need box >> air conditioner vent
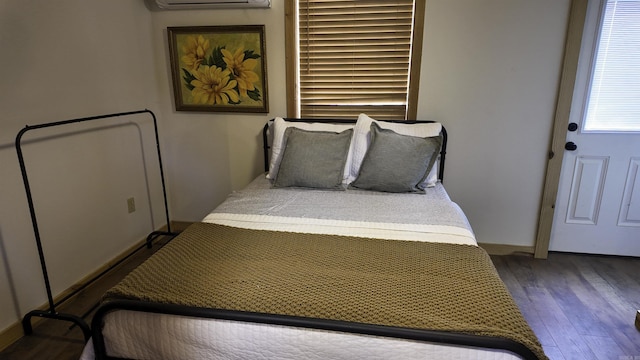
[154,0,271,10]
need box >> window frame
[284,0,425,119]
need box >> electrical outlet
[127,197,136,213]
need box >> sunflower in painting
[178,34,263,106]
[190,66,239,105]
[181,35,210,72]
[221,47,260,99]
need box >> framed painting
[168,25,268,113]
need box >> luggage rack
[15,109,179,341]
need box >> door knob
[568,122,578,132]
[565,142,577,151]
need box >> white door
[549,0,640,256]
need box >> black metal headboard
[262,118,448,183]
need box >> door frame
[534,0,589,259]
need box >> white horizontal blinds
[584,0,640,131]
[299,0,415,120]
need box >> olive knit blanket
[104,222,546,359]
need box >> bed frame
[89,118,539,360]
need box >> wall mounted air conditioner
[154,0,271,10]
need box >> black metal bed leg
[146,232,158,248]
[146,230,180,248]
[22,309,91,341]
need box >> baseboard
[0,322,24,353]
[0,221,191,352]
[478,243,535,256]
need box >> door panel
[551,134,640,256]
[619,157,640,226]
[566,156,607,225]
[549,0,640,256]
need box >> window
[583,0,640,132]
[285,0,425,120]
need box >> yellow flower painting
[191,65,239,105]
[168,26,268,112]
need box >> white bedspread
[204,176,476,245]
[79,177,527,360]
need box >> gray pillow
[273,127,353,190]
[350,123,441,193]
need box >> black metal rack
[15,109,179,341]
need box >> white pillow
[349,114,442,186]
[267,117,355,182]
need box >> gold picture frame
[168,25,268,113]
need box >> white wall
[417,0,570,247]
[0,0,570,341]
[147,1,288,221]
[0,0,165,337]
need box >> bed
[81,114,547,360]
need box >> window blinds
[298,0,416,120]
[584,0,640,132]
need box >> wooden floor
[1,250,638,360]
[491,252,640,360]
[0,234,175,360]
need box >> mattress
[81,177,537,360]
[204,176,476,245]
[86,316,531,360]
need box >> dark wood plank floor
[491,252,640,360]
[1,251,638,360]
[0,234,175,360]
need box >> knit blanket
[104,222,546,359]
